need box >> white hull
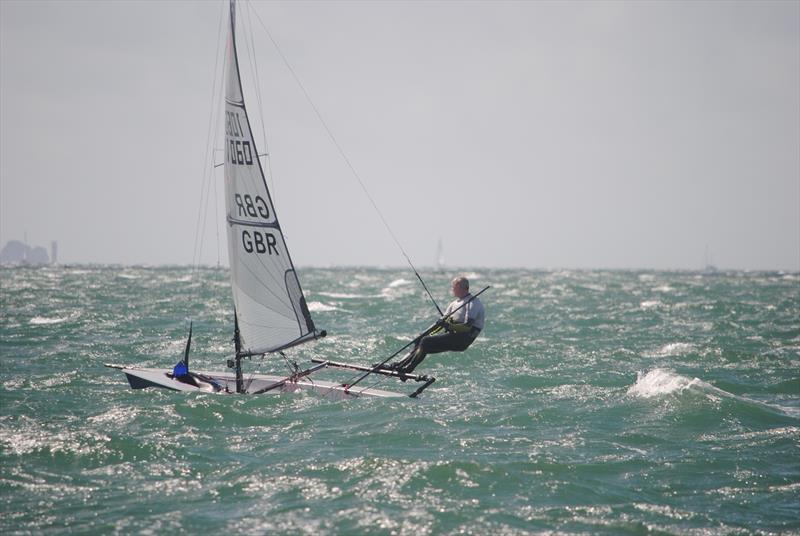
[110,366,406,399]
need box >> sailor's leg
[397,346,426,373]
[398,333,449,373]
[398,332,474,373]
[391,344,420,370]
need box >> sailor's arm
[443,319,474,333]
[442,311,475,333]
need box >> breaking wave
[645,342,695,358]
[316,292,375,299]
[29,316,69,325]
[627,368,705,398]
[306,301,340,312]
[628,369,800,418]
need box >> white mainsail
[224,1,319,355]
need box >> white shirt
[444,293,485,331]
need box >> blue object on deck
[173,361,188,378]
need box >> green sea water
[1,266,798,534]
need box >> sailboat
[105,0,439,399]
[435,237,445,272]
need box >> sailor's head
[451,276,469,298]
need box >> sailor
[392,276,485,374]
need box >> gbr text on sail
[227,110,279,256]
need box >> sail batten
[227,218,280,229]
[224,0,318,354]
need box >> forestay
[223,2,320,356]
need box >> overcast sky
[1,0,798,270]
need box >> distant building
[0,240,51,265]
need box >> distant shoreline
[1,263,797,274]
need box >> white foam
[29,316,68,325]
[307,301,339,312]
[628,370,800,417]
[380,278,415,300]
[639,300,663,310]
[647,342,695,357]
[769,481,800,493]
[316,292,373,299]
[627,369,700,398]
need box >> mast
[232,308,243,393]
[229,0,244,395]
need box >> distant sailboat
[435,237,445,272]
[105,0,437,399]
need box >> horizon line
[1,261,798,274]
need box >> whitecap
[769,482,800,493]
[632,503,697,521]
[646,342,695,357]
[775,405,800,418]
[639,300,663,310]
[380,279,415,300]
[3,378,24,389]
[627,369,699,398]
[29,316,69,325]
[317,292,373,299]
[307,301,340,312]
[610,442,648,455]
[628,369,799,417]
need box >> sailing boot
[392,348,418,372]
[397,347,427,374]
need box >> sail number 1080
[226,111,253,166]
[229,139,253,166]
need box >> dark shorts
[419,329,479,355]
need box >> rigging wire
[197,140,217,275]
[242,1,276,199]
[354,373,391,397]
[278,351,300,375]
[213,163,221,268]
[246,4,442,315]
[191,0,227,290]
